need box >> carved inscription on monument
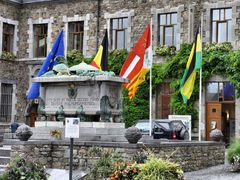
[45,85,100,112]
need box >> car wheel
[183,132,189,140]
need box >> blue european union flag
[27,30,64,99]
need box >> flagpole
[149,19,153,136]
[198,13,203,141]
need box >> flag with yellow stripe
[91,30,108,71]
[180,32,202,103]
[120,24,152,99]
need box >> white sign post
[65,118,80,180]
[168,115,191,141]
[65,118,80,138]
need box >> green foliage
[110,162,140,180]
[152,42,240,127]
[66,50,93,67]
[0,51,16,60]
[152,43,199,124]
[88,147,123,179]
[88,147,183,180]
[123,82,150,127]
[155,45,176,56]
[227,139,240,163]
[134,155,184,180]
[108,49,128,75]
[227,139,240,172]
[0,155,49,180]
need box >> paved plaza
[185,164,240,180]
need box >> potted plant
[50,129,62,140]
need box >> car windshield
[155,122,170,130]
[171,121,183,131]
[135,122,150,131]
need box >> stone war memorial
[29,59,129,141]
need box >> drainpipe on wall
[96,0,101,52]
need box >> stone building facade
[0,0,239,140]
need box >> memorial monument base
[29,122,127,142]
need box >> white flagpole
[149,19,153,136]
[198,13,203,141]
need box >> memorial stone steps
[0,146,11,175]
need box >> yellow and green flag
[180,32,202,103]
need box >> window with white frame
[158,12,177,46]
[68,21,84,52]
[0,83,13,122]
[2,23,14,53]
[33,24,48,57]
[110,17,128,50]
[211,8,232,43]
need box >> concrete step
[0,156,10,165]
[0,123,11,134]
[3,133,17,139]
[0,149,11,157]
[0,165,7,175]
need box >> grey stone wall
[15,0,201,59]
[10,141,225,172]
[0,59,29,123]
[0,1,20,22]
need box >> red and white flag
[120,24,152,99]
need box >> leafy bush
[134,155,184,180]
[66,50,93,67]
[227,139,240,172]
[0,155,49,180]
[0,51,16,60]
[110,162,140,180]
[88,147,123,179]
[155,45,176,56]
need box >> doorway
[205,81,235,143]
[206,103,235,143]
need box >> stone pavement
[184,164,240,180]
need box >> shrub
[227,139,240,163]
[134,155,184,180]
[0,155,49,180]
[88,147,123,179]
[110,162,140,180]
[227,139,240,172]
[155,45,176,56]
[0,51,16,60]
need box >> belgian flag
[91,30,108,71]
[180,32,202,103]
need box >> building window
[2,23,14,53]
[110,17,128,50]
[158,13,177,46]
[0,83,13,122]
[33,24,48,57]
[211,8,232,43]
[68,21,84,52]
[206,82,235,102]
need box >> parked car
[134,119,189,140]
